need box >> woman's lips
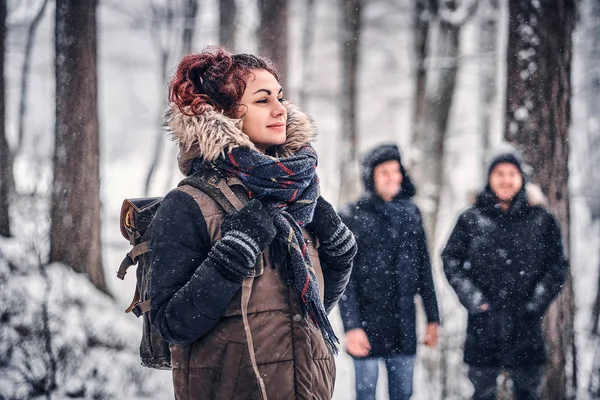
[268,123,286,131]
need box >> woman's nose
[272,101,286,118]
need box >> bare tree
[504,0,577,398]
[411,0,478,240]
[583,0,600,338]
[258,0,288,88]
[142,0,200,195]
[219,0,237,51]
[182,0,199,54]
[0,0,9,237]
[105,1,200,195]
[411,0,436,131]
[1,0,51,239]
[17,0,50,153]
[51,0,106,292]
[477,0,499,170]
[298,0,316,108]
[337,0,362,206]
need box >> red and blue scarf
[212,144,339,354]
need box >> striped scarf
[212,144,339,354]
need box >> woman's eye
[256,99,268,104]
[278,97,285,103]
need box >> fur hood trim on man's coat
[471,182,548,212]
[165,101,317,175]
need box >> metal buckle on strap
[131,300,150,318]
[132,304,143,318]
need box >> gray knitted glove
[307,196,357,268]
[212,199,277,282]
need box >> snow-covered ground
[2,0,598,399]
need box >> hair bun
[168,47,279,118]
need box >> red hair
[169,47,280,118]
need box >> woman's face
[238,69,287,152]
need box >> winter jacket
[149,102,354,400]
[442,187,568,367]
[338,144,439,357]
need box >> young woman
[148,47,357,400]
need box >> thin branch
[16,0,49,153]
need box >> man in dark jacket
[442,152,568,400]
[339,143,440,400]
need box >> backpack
[117,169,247,370]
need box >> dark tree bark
[219,0,237,52]
[51,0,106,292]
[505,1,577,398]
[258,0,288,88]
[411,0,435,133]
[0,0,10,238]
[337,0,362,205]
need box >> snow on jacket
[149,102,354,400]
[338,145,439,357]
[442,186,568,367]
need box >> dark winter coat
[149,102,354,400]
[338,144,439,357]
[442,187,568,367]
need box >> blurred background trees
[1,0,598,398]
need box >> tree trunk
[0,0,10,238]
[258,0,288,88]
[18,0,50,152]
[412,19,460,240]
[478,0,499,170]
[580,0,600,221]
[337,0,362,206]
[181,0,198,54]
[504,1,577,398]
[144,1,199,195]
[411,0,478,241]
[51,0,106,292]
[219,0,237,52]
[298,0,316,108]
[411,0,434,135]
[582,0,600,338]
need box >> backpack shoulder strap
[178,168,246,212]
[179,168,267,400]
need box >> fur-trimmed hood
[165,101,317,175]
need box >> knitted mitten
[307,196,357,268]
[211,199,277,282]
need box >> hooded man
[442,151,569,400]
[339,143,440,400]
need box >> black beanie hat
[487,152,524,178]
[361,143,416,198]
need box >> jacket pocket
[213,341,245,399]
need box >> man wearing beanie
[442,151,568,400]
[339,143,440,400]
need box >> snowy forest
[0,0,598,399]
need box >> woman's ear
[237,104,248,119]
